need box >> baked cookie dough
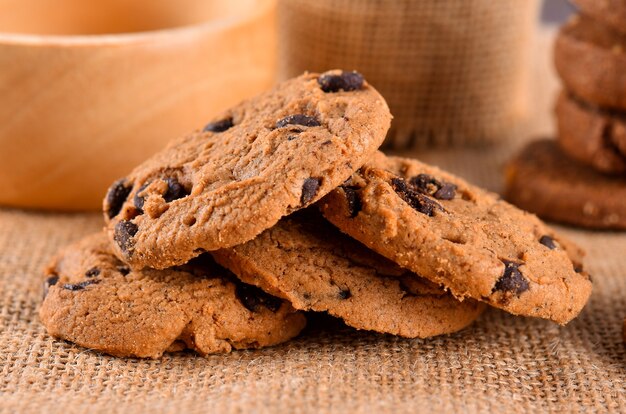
[555,15,626,111]
[505,139,626,230]
[556,91,626,175]
[212,210,484,338]
[320,151,592,325]
[40,233,306,358]
[104,70,391,269]
[571,0,626,36]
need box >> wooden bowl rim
[0,0,272,46]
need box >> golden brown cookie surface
[212,210,484,338]
[556,91,626,175]
[571,0,626,36]
[320,151,592,325]
[505,139,626,230]
[40,233,306,358]
[104,70,391,269]
[554,15,626,111]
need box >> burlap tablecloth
[1,28,625,414]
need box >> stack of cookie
[505,2,626,229]
[40,70,592,359]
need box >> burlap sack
[278,0,539,148]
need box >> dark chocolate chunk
[574,263,584,274]
[43,275,59,298]
[410,174,438,193]
[493,260,529,296]
[117,266,131,276]
[63,279,100,291]
[318,71,364,93]
[338,289,352,300]
[539,235,557,250]
[85,267,100,278]
[163,177,189,202]
[409,174,457,200]
[276,114,321,129]
[114,220,138,254]
[391,177,443,216]
[301,177,322,205]
[434,183,457,200]
[235,283,282,313]
[105,179,132,219]
[133,182,150,213]
[341,186,362,217]
[203,118,233,133]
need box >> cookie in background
[505,10,626,230]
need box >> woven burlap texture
[2,136,625,413]
[278,0,538,148]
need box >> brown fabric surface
[277,0,539,148]
[2,138,626,413]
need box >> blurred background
[0,0,577,211]
[542,0,574,23]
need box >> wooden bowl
[0,0,276,211]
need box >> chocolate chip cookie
[571,0,626,36]
[556,91,626,175]
[505,139,626,230]
[212,210,485,338]
[104,70,391,270]
[554,14,626,111]
[39,233,306,358]
[320,151,592,325]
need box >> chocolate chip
[342,186,362,217]
[63,279,100,291]
[133,182,149,213]
[85,267,100,278]
[338,289,352,300]
[235,283,282,313]
[135,178,189,212]
[318,71,364,93]
[163,177,189,202]
[539,235,557,250]
[117,266,131,276]
[276,114,321,129]
[410,174,437,193]
[43,275,59,298]
[203,118,233,132]
[391,177,443,216]
[105,179,132,219]
[493,260,529,296]
[574,263,584,273]
[114,220,138,254]
[434,183,457,200]
[409,174,457,200]
[301,177,321,205]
